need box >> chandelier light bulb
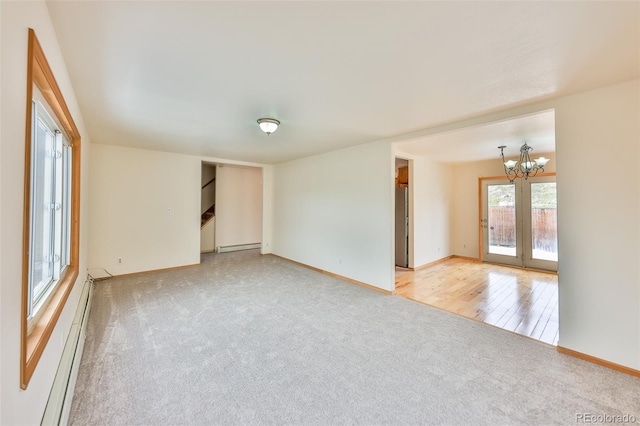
[504,160,518,169]
[534,157,550,167]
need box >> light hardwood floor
[395,257,559,345]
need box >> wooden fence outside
[488,206,557,252]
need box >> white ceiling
[46,1,639,164]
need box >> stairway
[201,205,215,227]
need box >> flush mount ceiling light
[498,142,550,183]
[257,118,280,135]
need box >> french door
[481,176,558,271]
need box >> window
[21,29,81,389]
[27,92,72,322]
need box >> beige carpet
[69,250,640,425]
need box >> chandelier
[498,142,550,183]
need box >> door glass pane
[530,182,558,261]
[488,184,516,256]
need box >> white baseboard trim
[216,243,261,253]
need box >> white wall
[554,80,639,369]
[1,2,91,423]
[408,156,453,268]
[215,165,263,248]
[89,144,267,276]
[89,144,201,275]
[272,140,395,292]
[450,153,556,258]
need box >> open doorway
[200,162,217,253]
[393,110,558,345]
[200,163,263,255]
[395,158,410,268]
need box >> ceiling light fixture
[257,118,280,135]
[498,142,550,183]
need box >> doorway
[395,158,410,268]
[200,162,217,253]
[481,175,558,271]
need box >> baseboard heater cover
[216,243,262,253]
[41,278,93,426]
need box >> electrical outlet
[117,258,123,265]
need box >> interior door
[481,176,558,271]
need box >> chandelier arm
[498,145,516,182]
[530,165,543,178]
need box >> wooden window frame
[21,29,81,389]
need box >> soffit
[395,110,556,164]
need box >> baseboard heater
[41,278,93,426]
[216,242,261,253]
